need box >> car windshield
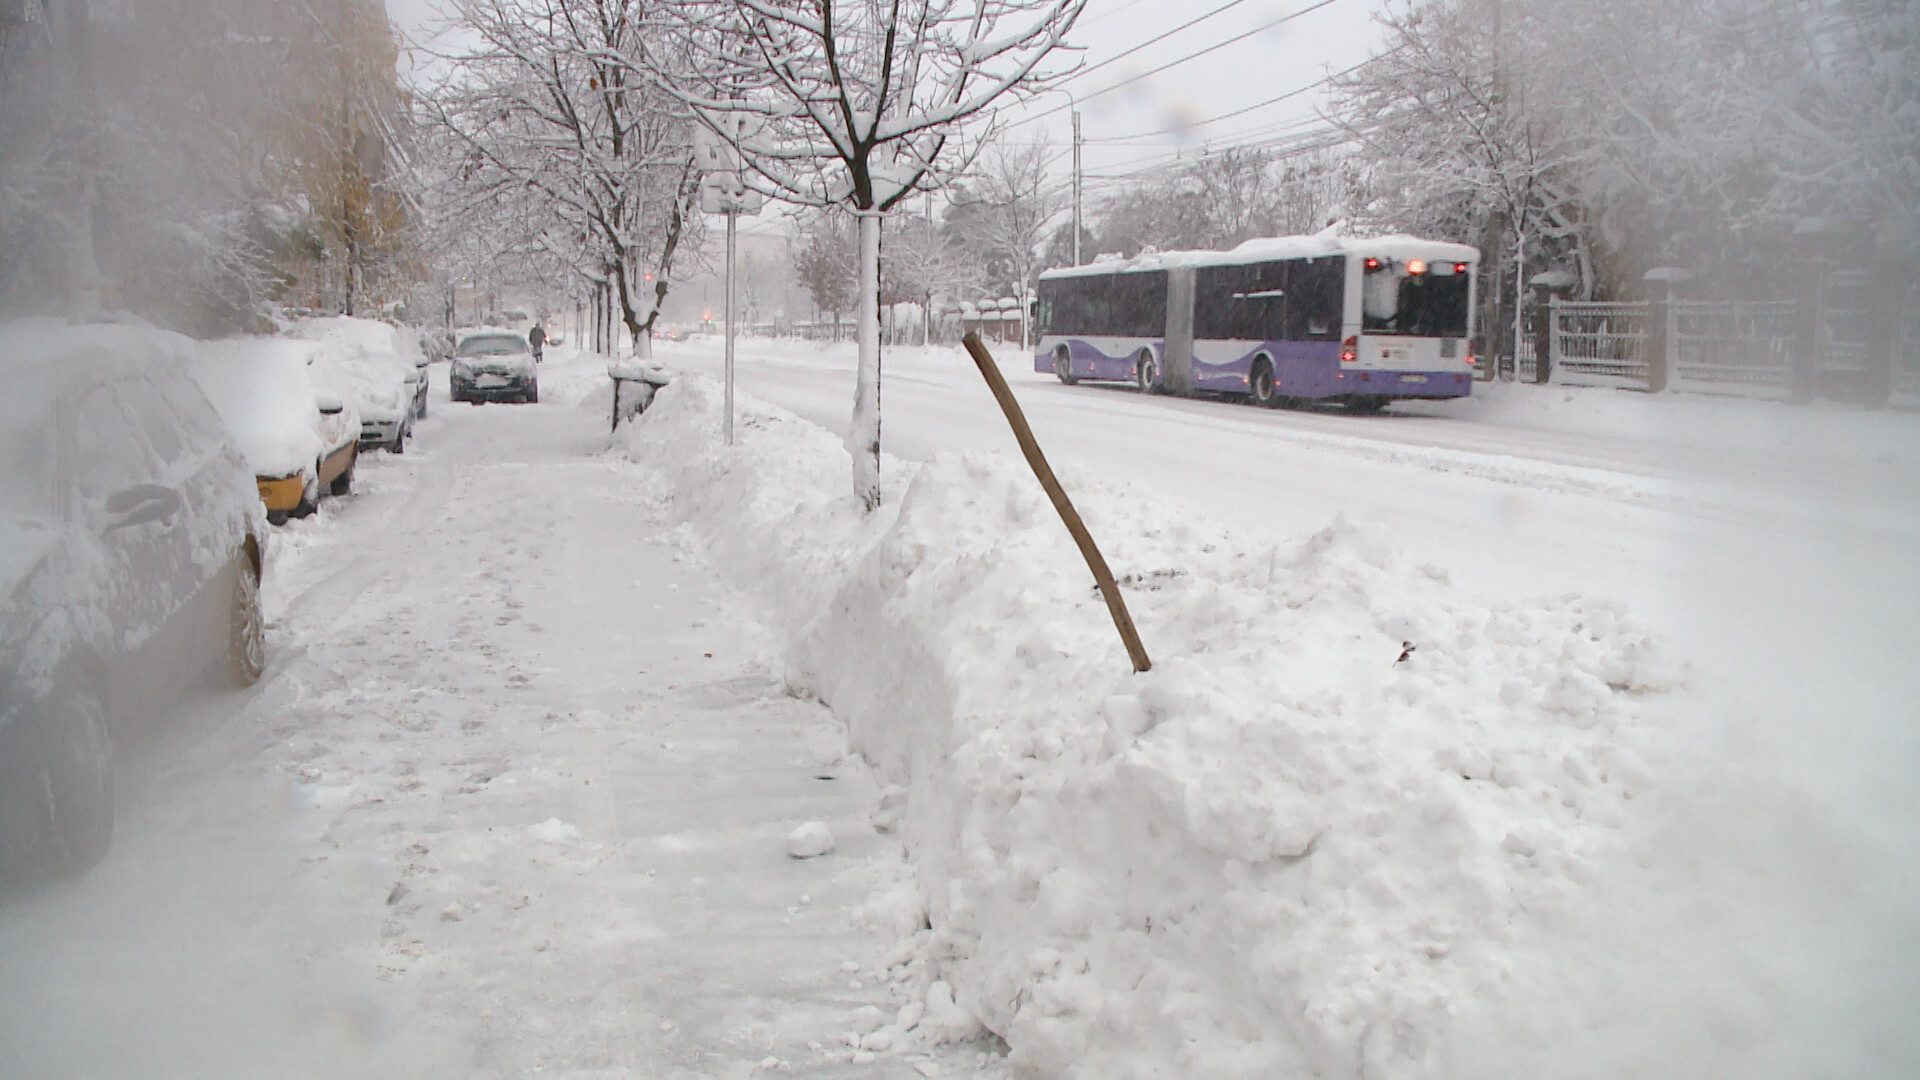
[458,335,528,357]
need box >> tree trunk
[848,212,883,510]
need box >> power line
[1003,0,1353,133]
[1079,0,1161,28]
[1103,50,1392,142]
[1054,0,1264,95]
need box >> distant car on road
[193,340,360,524]
[450,331,539,404]
[0,324,268,881]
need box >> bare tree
[948,139,1063,345]
[644,0,1086,509]
[792,206,857,336]
[0,0,423,331]
[885,200,971,344]
[420,0,704,356]
[1326,0,1915,297]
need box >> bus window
[1363,261,1470,337]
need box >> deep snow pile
[618,373,1680,1078]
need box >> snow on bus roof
[1038,234,1480,280]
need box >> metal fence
[1669,299,1798,397]
[1517,272,1911,407]
[1549,299,1650,388]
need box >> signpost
[694,116,763,446]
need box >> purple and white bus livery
[1032,234,1480,413]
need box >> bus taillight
[1341,336,1357,363]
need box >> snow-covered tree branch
[417,0,705,356]
[640,0,1087,509]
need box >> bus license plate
[1401,374,1428,383]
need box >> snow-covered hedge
[618,374,1674,1078]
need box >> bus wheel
[1250,360,1280,407]
[1136,354,1158,393]
[1055,347,1078,386]
[1346,395,1387,415]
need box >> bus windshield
[1362,266,1470,337]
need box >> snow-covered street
[0,352,979,1079]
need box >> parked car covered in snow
[192,340,359,524]
[284,317,429,451]
[0,324,268,881]
[450,330,539,404]
[419,326,456,363]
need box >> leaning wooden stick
[961,332,1151,673]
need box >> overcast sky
[384,0,1391,231]
[1000,0,1388,189]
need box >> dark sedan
[449,330,539,404]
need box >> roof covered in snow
[1039,234,1481,281]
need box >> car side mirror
[103,483,183,531]
[315,393,345,415]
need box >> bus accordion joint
[1341,336,1358,363]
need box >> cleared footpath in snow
[0,349,984,1079]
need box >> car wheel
[267,508,289,527]
[526,385,539,404]
[330,456,355,496]
[0,684,114,880]
[390,427,406,454]
[291,477,320,519]
[1250,359,1279,408]
[416,393,429,420]
[230,557,266,686]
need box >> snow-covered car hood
[193,339,357,478]
[342,362,411,421]
[283,317,421,423]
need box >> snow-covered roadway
[0,353,982,1079]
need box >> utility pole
[696,109,762,445]
[1071,108,1083,267]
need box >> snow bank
[619,374,1678,1078]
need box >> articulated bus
[1032,235,1480,413]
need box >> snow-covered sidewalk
[0,352,983,1079]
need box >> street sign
[699,171,763,215]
